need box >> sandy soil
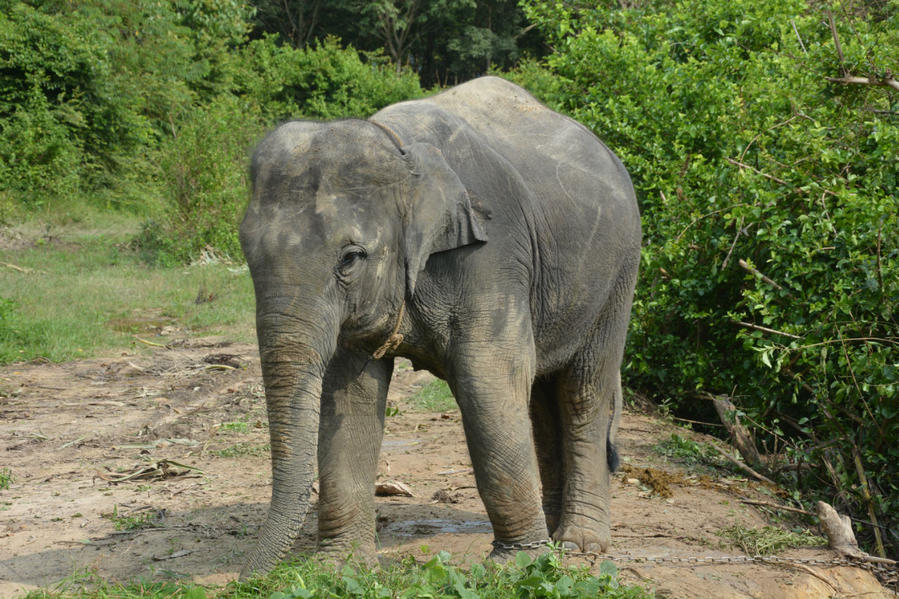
[0,337,892,598]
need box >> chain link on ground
[491,540,899,589]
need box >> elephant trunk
[240,303,338,579]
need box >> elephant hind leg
[551,290,632,553]
[529,376,563,533]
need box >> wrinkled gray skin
[239,77,641,578]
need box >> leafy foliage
[23,551,651,598]
[2,1,424,263]
[247,0,545,87]
[254,551,647,599]
[515,0,899,556]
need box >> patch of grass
[407,379,457,413]
[0,216,255,364]
[212,443,270,458]
[25,550,652,598]
[218,421,250,434]
[654,433,717,466]
[102,505,157,531]
[0,467,12,490]
[717,524,826,556]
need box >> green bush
[0,3,147,206]
[138,37,423,264]
[236,35,424,122]
[145,95,266,264]
[515,0,898,556]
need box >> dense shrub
[137,37,423,264]
[1,1,423,262]
[236,35,424,122]
[515,0,898,556]
[0,3,149,206]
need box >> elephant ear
[401,142,488,297]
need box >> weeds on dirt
[211,443,270,458]
[0,467,11,490]
[24,551,653,598]
[716,524,826,556]
[102,505,158,532]
[654,433,716,466]
[407,380,457,413]
[218,421,250,434]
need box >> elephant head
[238,120,486,577]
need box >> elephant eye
[337,246,367,275]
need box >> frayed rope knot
[372,302,405,359]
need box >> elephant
[238,76,641,578]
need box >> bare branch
[738,258,786,292]
[827,75,899,92]
[790,19,806,54]
[826,10,845,72]
[726,157,795,189]
[741,499,812,516]
[733,320,801,339]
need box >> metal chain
[491,540,898,586]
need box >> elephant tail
[607,437,620,473]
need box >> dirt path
[0,339,891,598]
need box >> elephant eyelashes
[337,246,367,277]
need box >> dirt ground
[0,337,893,598]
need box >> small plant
[717,524,826,556]
[212,443,270,458]
[408,380,457,413]
[219,420,250,434]
[0,468,12,490]
[102,505,157,531]
[654,433,716,466]
[256,549,650,599]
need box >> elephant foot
[316,539,378,568]
[551,520,610,556]
[488,539,554,563]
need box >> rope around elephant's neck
[372,301,405,359]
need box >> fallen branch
[95,459,203,484]
[1,262,41,273]
[711,396,765,471]
[740,499,812,516]
[816,501,897,566]
[705,438,778,486]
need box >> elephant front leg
[317,348,393,559]
[450,345,550,555]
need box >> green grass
[211,443,270,458]
[24,550,653,598]
[407,380,457,413]
[653,433,717,467]
[0,215,255,364]
[0,467,11,490]
[102,505,158,532]
[716,524,826,556]
[219,420,251,434]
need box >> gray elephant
[239,76,641,578]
